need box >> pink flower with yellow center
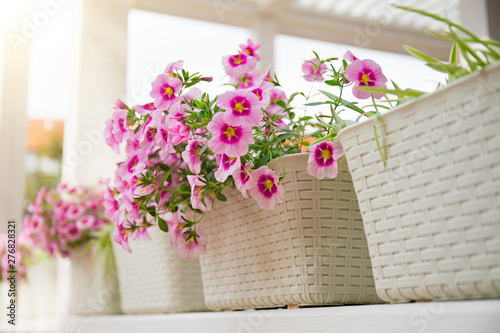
[302,58,327,82]
[345,59,387,99]
[307,141,344,179]
[239,39,260,60]
[232,162,254,198]
[165,60,183,77]
[104,109,129,154]
[207,112,254,157]
[214,154,241,182]
[218,90,264,126]
[182,139,206,174]
[188,175,209,212]
[63,224,82,242]
[169,211,207,259]
[267,88,288,116]
[249,166,285,210]
[135,102,157,115]
[222,53,257,77]
[75,215,96,230]
[229,68,262,89]
[113,224,132,253]
[150,74,182,110]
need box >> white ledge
[67,300,500,333]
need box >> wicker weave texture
[201,153,382,310]
[70,248,121,315]
[113,227,207,314]
[337,63,500,302]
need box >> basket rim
[337,61,500,141]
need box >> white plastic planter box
[337,63,500,302]
[70,248,121,315]
[201,153,382,310]
[112,227,207,314]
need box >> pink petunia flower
[307,141,344,179]
[167,117,191,145]
[181,139,206,174]
[62,224,82,243]
[249,166,285,210]
[344,59,387,99]
[150,74,182,110]
[165,60,184,76]
[232,162,254,198]
[66,205,86,220]
[267,88,288,116]
[135,102,157,115]
[207,112,254,157]
[75,215,96,230]
[343,50,358,63]
[217,90,264,126]
[113,224,132,253]
[302,58,327,82]
[229,68,262,89]
[104,109,129,154]
[222,53,257,77]
[214,154,241,182]
[239,39,261,60]
[187,175,208,212]
[169,211,207,259]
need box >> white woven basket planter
[337,63,500,302]
[200,153,382,310]
[70,248,121,315]
[18,259,58,319]
[112,227,207,314]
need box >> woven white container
[112,227,207,314]
[70,248,121,315]
[18,259,57,319]
[337,63,500,302]
[201,153,382,310]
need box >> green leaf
[309,134,336,146]
[277,132,296,141]
[146,205,156,217]
[215,192,227,201]
[449,41,459,64]
[319,90,365,115]
[403,45,441,63]
[179,183,189,191]
[324,80,341,86]
[154,192,161,204]
[158,217,169,232]
[356,86,425,98]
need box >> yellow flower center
[234,57,243,65]
[321,148,332,162]
[195,147,201,155]
[265,179,274,190]
[234,102,245,113]
[225,126,236,138]
[164,86,174,97]
[246,49,251,55]
[360,73,371,85]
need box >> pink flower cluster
[104,41,391,259]
[0,234,28,281]
[22,183,111,258]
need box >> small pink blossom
[150,74,182,110]
[165,60,184,76]
[187,175,208,212]
[76,215,96,230]
[232,162,254,198]
[343,51,358,63]
[344,59,387,99]
[302,58,327,82]
[168,117,191,145]
[229,68,262,89]
[62,224,82,242]
[239,39,260,60]
[104,109,129,154]
[214,154,241,182]
[307,141,344,179]
[249,166,284,210]
[66,205,85,220]
[181,139,206,174]
[169,211,207,259]
[222,53,257,77]
[267,88,288,116]
[113,224,132,253]
[207,112,254,157]
[217,90,264,126]
[135,102,157,115]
